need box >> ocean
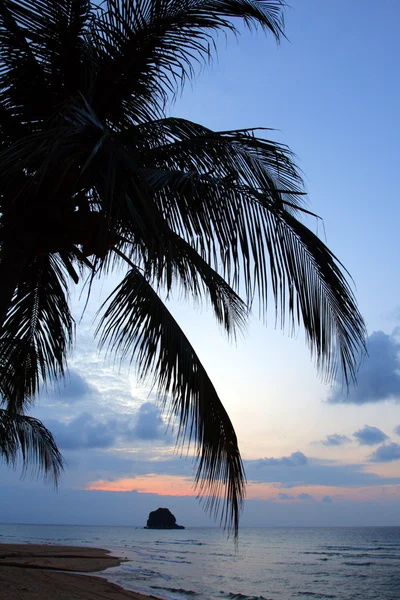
[0,523,399,600]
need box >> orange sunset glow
[85,475,400,505]
[86,474,197,496]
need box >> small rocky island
[145,507,185,529]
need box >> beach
[0,543,158,600]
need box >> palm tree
[0,0,366,534]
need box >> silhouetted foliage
[0,0,366,535]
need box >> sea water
[0,523,399,600]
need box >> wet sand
[0,543,161,600]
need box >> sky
[2,0,400,529]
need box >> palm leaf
[150,229,249,338]
[0,0,93,126]
[91,0,284,122]
[0,253,74,412]
[96,266,246,534]
[0,409,64,484]
[113,226,249,339]
[119,117,366,383]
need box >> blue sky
[2,0,400,528]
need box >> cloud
[278,492,295,500]
[47,413,118,450]
[65,449,400,493]
[57,446,400,492]
[252,451,308,468]
[322,496,333,503]
[329,330,400,404]
[132,402,167,440]
[353,425,389,446]
[244,456,400,488]
[321,434,351,447]
[370,443,400,463]
[278,492,314,501]
[33,432,400,492]
[53,370,96,403]
[394,425,400,436]
[46,403,170,450]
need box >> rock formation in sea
[145,507,185,529]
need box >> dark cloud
[278,492,314,501]
[298,493,314,501]
[321,434,351,447]
[278,492,295,500]
[353,425,388,446]
[394,425,400,436]
[67,450,400,491]
[370,443,400,463]
[132,402,167,440]
[80,453,193,479]
[322,496,333,503]
[27,436,400,491]
[53,369,97,403]
[244,457,400,488]
[46,403,170,450]
[328,330,400,404]
[47,413,117,450]
[71,452,400,491]
[252,451,308,468]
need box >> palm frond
[114,228,248,339]
[153,230,249,339]
[258,208,365,383]
[96,266,246,535]
[0,253,74,412]
[0,0,94,128]
[0,409,64,484]
[119,117,366,383]
[91,0,285,122]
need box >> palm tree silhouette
[0,0,365,534]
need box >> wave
[137,545,199,556]
[140,553,192,564]
[119,566,171,581]
[343,562,376,567]
[155,540,204,546]
[304,552,342,556]
[305,550,400,560]
[222,593,272,600]
[159,558,192,564]
[293,593,336,599]
[320,545,398,552]
[151,585,199,596]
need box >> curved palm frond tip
[0,0,366,535]
[0,410,64,484]
[0,253,74,413]
[96,266,246,532]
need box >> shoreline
[0,543,163,600]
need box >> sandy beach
[0,543,160,600]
